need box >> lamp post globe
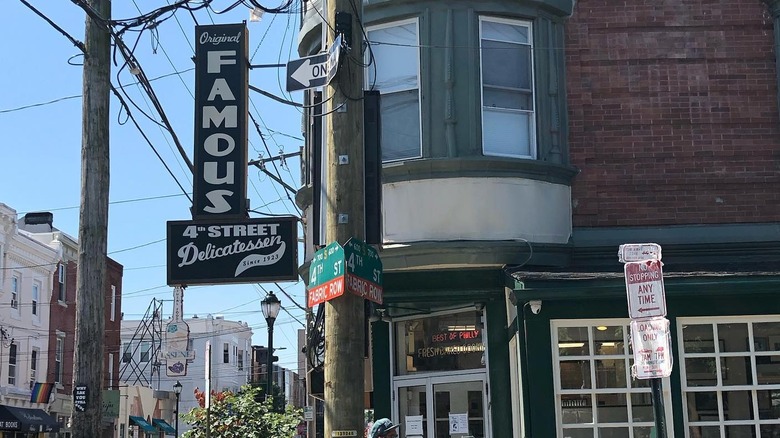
[173,380,182,437]
[261,292,281,406]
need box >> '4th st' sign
[624,260,667,320]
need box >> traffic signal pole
[323,0,366,435]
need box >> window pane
[757,356,780,384]
[598,427,628,438]
[683,324,715,353]
[381,90,420,161]
[686,391,719,422]
[633,427,653,438]
[596,393,627,423]
[560,428,593,438]
[594,326,625,355]
[757,389,780,419]
[368,23,418,93]
[689,426,721,438]
[725,425,755,438]
[717,323,748,352]
[482,21,529,44]
[686,358,717,386]
[558,327,590,356]
[721,357,753,386]
[561,395,592,424]
[483,88,531,111]
[595,359,626,388]
[483,109,531,157]
[723,391,754,421]
[481,39,531,91]
[560,360,591,389]
[631,392,654,422]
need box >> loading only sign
[624,259,666,319]
[630,318,673,379]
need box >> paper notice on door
[448,413,469,434]
[405,415,423,435]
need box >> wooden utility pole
[72,0,111,436]
[324,0,366,435]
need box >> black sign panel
[73,385,88,412]
[167,217,298,285]
[193,24,249,219]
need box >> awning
[153,418,176,435]
[129,415,157,433]
[0,405,60,433]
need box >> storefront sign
[0,421,19,430]
[165,286,194,376]
[431,329,481,346]
[167,217,298,285]
[630,318,673,379]
[192,23,249,219]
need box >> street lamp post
[260,292,281,407]
[173,380,182,437]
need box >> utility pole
[324,0,365,436]
[72,0,111,436]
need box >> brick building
[296,0,780,436]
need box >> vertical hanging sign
[164,286,194,376]
[193,24,249,219]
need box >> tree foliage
[181,385,301,438]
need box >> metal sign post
[620,243,670,438]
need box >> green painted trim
[574,223,780,246]
[380,240,571,271]
[486,300,513,438]
[514,273,780,302]
[371,321,392,419]
[382,157,578,185]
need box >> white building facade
[0,203,61,434]
[119,314,252,436]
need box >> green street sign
[307,242,345,307]
[343,238,383,304]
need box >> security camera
[529,300,542,315]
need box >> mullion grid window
[479,17,535,159]
[553,320,659,438]
[679,317,780,437]
[366,19,422,162]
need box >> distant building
[120,312,252,436]
[18,209,124,437]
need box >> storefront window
[680,317,780,437]
[395,311,486,376]
[553,320,663,437]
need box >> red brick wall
[567,0,780,227]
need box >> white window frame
[140,341,151,363]
[551,319,673,438]
[223,343,230,364]
[30,347,38,387]
[479,16,536,159]
[122,343,132,363]
[8,343,17,386]
[31,281,40,317]
[366,18,423,163]
[110,284,116,322]
[58,263,67,303]
[10,274,20,314]
[108,353,114,389]
[55,335,64,384]
[678,316,780,436]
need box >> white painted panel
[383,177,571,244]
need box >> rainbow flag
[30,382,54,404]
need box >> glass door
[395,373,489,438]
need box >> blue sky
[1,1,308,373]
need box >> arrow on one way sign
[286,53,329,92]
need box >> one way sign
[286,36,342,92]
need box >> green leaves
[181,385,301,438]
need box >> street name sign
[307,242,345,307]
[618,243,662,263]
[630,318,673,379]
[343,237,383,304]
[624,260,667,319]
